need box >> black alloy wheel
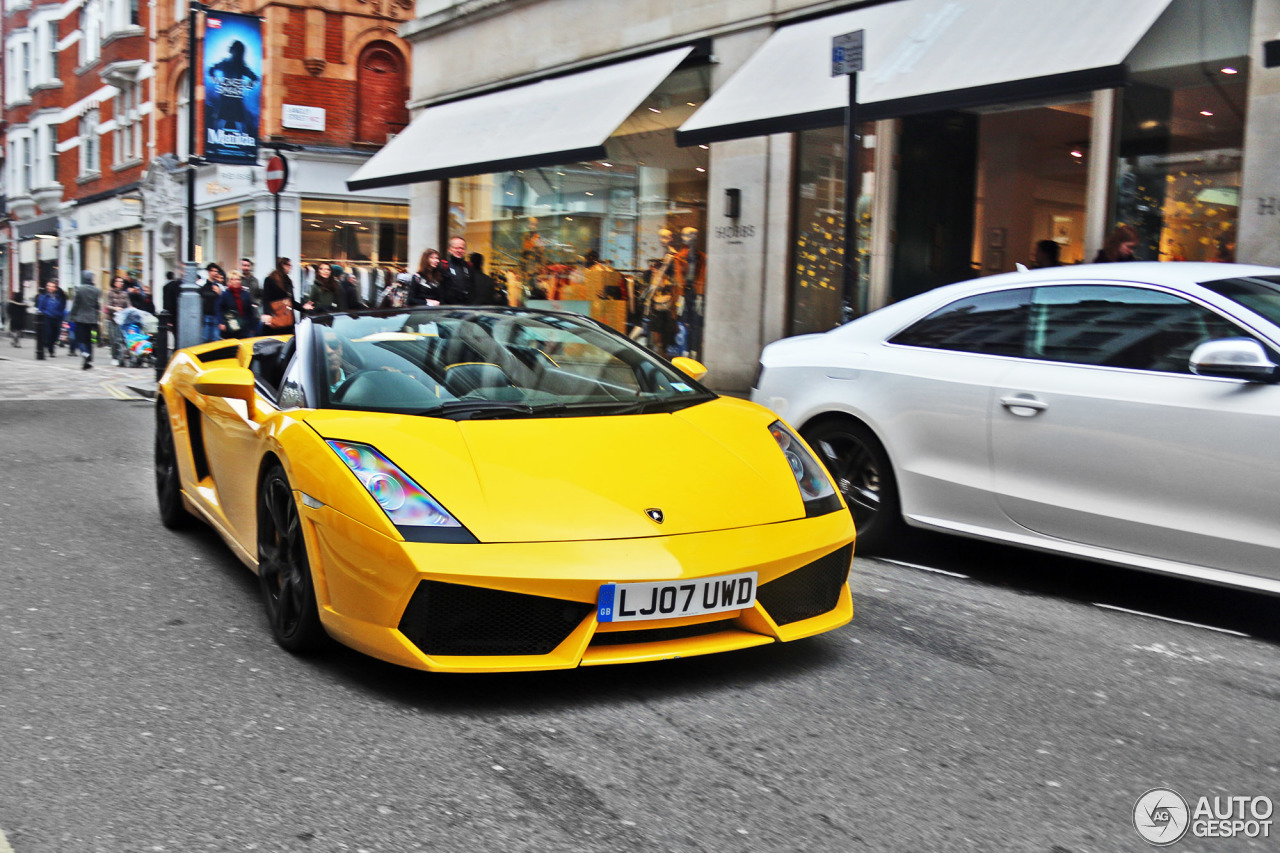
[257,464,326,652]
[803,419,903,553]
[155,401,192,529]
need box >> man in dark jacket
[35,280,66,359]
[67,272,101,369]
[440,237,476,305]
[201,264,225,342]
[162,270,181,344]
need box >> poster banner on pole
[203,10,263,165]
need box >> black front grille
[590,619,734,647]
[399,580,593,657]
[756,544,852,626]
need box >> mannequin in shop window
[676,226,706,358]
[521,222,546,298]
[637,227,684,352]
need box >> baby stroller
[113,307,159,368]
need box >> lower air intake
[399,580,593,657]
[756,544,852,626]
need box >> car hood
[302,398,806,543]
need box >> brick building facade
[1,0,414,315]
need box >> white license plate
[597,571,757,623]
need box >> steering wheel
[329,369,378,403]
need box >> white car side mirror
[1189,338,1279,383]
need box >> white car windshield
[312,309,714,419]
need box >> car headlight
[325,440,476,543]
[768,421,843,518]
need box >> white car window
[888,288,1031,356]
[1028,285,1249,373]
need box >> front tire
[155,400,192,529]
[803,418,904,553]
[257,464,326,652]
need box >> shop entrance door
[891,112,978,304]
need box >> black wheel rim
[259,475,308,640]
[814,435,882,529]
[155,409,180,508]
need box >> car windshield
[311,309,715,419]
[1200,275,1280,329]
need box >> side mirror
[1190,338,1279,383]
[195,366,258,416]
[671,356,708,382]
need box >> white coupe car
[753,262,1280,596]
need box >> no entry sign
[265,155,288,194]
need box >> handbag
[263,298,293,328]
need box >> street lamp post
[176,1,204,351]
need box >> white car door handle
[1000,395,1048,415]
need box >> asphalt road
[1,398,1277,852]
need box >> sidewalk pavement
[0,341,159,402]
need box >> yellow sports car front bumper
[299,499,855,672]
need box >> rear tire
[257,463,327,653]
[155,400,193,529]
[803,418,904,553]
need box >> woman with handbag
[261,258,295,334]
[216,272,259,339]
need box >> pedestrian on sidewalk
[35,280,65,359]
[217,271,259,339]
[239,258,261,305]
[7,285,28,348]
[104,276,132,364]
[67,271,101,369]
[201,264,225,343]
[261,258,295,333]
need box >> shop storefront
[74,194,143,291]
[678,0,1254,336]
[382,0,1269,389]
[15,215,60,294]
[143,158,411,304]
[351,47,712,358]
[443,63,710,357]
[297,199,409,304]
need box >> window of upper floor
[79,109,101,179]
[113,82,142,165]
[5,34,33,104]
[80,0,101,66]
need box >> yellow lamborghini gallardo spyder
[154,307,855,672]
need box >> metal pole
[841,71,860,324]
[177,2,203,350]
[274,184,281,265]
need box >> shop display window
[446,65,710,359]
[299,200,409,306]
[1116,64,1247,263]
[972,99,1092,275]
[790,123,874,334]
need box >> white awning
[348,47,693,191]
[677,0,1175,146]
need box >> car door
[880,287,1031,528]
[990,284,1280,580]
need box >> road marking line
[102,382,135,400]
[1092,603,1250,637]
[0,825,15,853]
[878,558,969,579]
